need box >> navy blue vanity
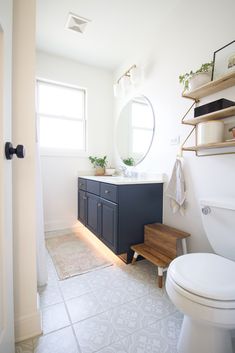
[78,176,163,262]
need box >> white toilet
[166,199,235,353]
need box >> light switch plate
[170,136,180,145]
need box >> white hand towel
[166,159,186,215]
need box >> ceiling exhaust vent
[65,12,90,34]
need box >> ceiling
[36,0,180,71]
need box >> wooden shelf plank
[183,106,235,125]
[182,140,235,152]
[182,71,235,100]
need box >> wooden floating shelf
[182,71,235,100]
[182,140,235,152]
[183,106,235,125]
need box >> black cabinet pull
[105,190,110,194]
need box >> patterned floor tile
[66,292,104,323]
[109,291,176,339]
[83,266,129,290]
[96,341,127,353]
[32,235,185,353]
[154,311,183,344]
[15,338,34,353]
[124,277,154,299]
[93,285,136,311]
[38,282,63,308]
[73,312,118,353]
[42,302,70,334]
[128,270,156,286]
[125,261,157,278]
[109,300,143,338]
[136,292,177,327]
[87,264,155,300]
[121,312,183,353]
[59,275,92,300]
[34,327,80,353]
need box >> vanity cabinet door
[86,192,101,236]
[100,199,117,252]
[78,190,87,225]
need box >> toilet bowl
[166,199,235,353]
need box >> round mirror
[116,96,155,166]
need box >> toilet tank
[200,199,235,261]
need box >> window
[36,80,86,154]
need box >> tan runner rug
[46,232,113,280]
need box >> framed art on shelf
[211,40,235,80]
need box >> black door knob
[5,142,25,160]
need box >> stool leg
[132,252,138,265]
[158,267,163,288]
[182,238,188,254]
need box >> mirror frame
[116,95,155,166]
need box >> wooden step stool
[131,223,190,288]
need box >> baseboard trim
[14,307,42,343]
[45,224,83,238]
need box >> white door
[0,0,15,352]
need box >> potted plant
[179,62,213,92]
[89,156,107,176]
[123,157,135,166]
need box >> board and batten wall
[113,0,235,253]
[36,51,114,232]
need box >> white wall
[114,0,235,253]
[36,52,113,231]
[13,0,41,341]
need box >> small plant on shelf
[122,157,135,166]
[179,61,214,91]
[89,156,107,175]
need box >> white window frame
[36,78,87,157]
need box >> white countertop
[80,174,165,185]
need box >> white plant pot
[197,120,224,145]
[105,168,116,176]
[188,72,211,91]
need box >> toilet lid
[169,253,235,301]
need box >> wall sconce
[113,65,142,97]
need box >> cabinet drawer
[101,183,118,203]
[78,178,87,191]
[87,180,100,196]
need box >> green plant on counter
[123,157,135,166]
[179,61,213,90]
[88,155,107,168]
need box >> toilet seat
[168,253,235,308]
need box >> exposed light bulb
[130,66,142,84]
[121,75,131,90]
[113,83,119,97]
[113,65,142,97]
